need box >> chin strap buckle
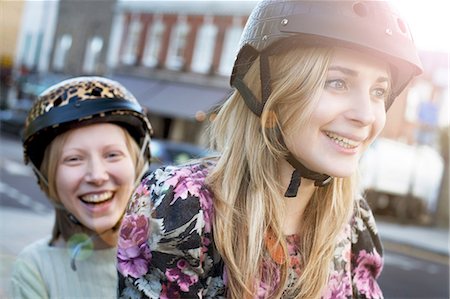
[314,176,333,187]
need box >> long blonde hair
[207,46,357,298]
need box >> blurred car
[0,100,32,137]
[18,73,70,101]
[149,138,215,171]
[360,137,444,223]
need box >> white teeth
[81,191,113,203]
[325,132,359,149]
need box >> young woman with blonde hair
[117,1,422,298]
[11,77,152,298]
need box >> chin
[316,163,358,178]
[89,220,119,234]
[326,168,357,178]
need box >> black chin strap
[284,154,332,197]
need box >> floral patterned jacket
[117,161,384,299]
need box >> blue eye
[325,79,347,90]
[372,87,388,99]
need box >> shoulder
[349,197,384,298]
[13,236,70,278]
[154,160,214,202]
[117,161,221,294]
[351,197,382,251]
[15,237,52,261]
[11,238,51,298]
[127,160,215,215]
[120,160,216,258]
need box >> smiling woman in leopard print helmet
[11,76,152,298]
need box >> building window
[20,33,33,68]
[218,18,243,76]
[121,15,142,65]
[142,15,165,68]
[191,16,217,74]
[166,16,190,71]
[33,33,44,69]
[83,36,104,74]
[53,34,72,71]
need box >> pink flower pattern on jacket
[352,250,383,298]
[117,161,384,298]
[117,214,152,278]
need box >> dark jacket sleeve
[117,164,217,298]
[351,197,384,299]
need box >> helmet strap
[29,161,49,187]
[68,213,81,225]
[139,134,151,166]
[234,78,263,116]
[259,53,272,108]
[135,133,151,186]
[232,52,272,117]
[284,153,332,197]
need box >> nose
[85,156,109,185]
[345,91,377,126]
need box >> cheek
[310,98,339,127]
[55,166,84,200]
[373,108,387,136]
[113,159,136,188]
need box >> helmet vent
[91,87,102,97]
[54,97,63,107]
[397,17,407,34]
[352,2,368,17]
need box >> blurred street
[0,132,448,298]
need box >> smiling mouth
[325,132,360,149]
[80,191,114,204]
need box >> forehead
[329,47,389,78]
[63,123,127,145]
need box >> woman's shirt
[117,161,384,299]
[10,237,117,299]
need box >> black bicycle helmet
[23,76,153,171]
[230,0,423,196]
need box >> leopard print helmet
[23,76,153,170]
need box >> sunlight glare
[391,0,449,52]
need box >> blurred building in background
[3,0,449,227]
[0,0,25,110]
[365,50,449,227]
[104,1,259,143]
[52,0,117,75]
[9,0,258,144]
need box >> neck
[279,159,316,235]
[94,229,119,249]
[52,229,118,250]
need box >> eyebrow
[328,66,389,83]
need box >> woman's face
[55,123,136,233]
[285,47,389,178]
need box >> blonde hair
[207,46,357,298]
